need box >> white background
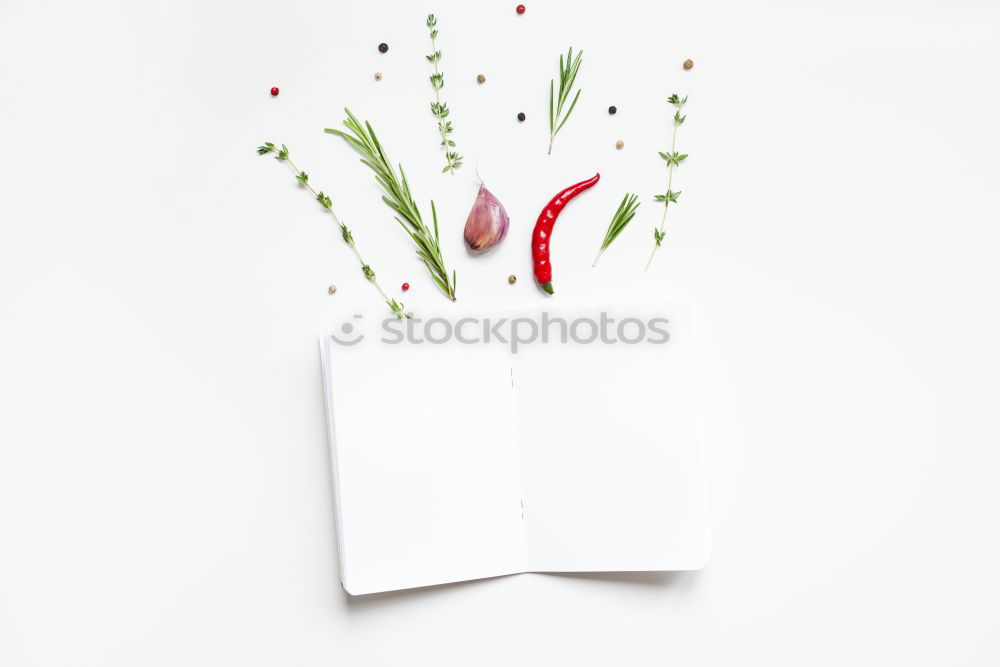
[2,0,999,664]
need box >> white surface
[322,304,707,594]
[1,0,999,664]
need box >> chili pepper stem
[541,283,554,295]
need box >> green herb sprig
[593,193,641,266]
[426,15,462,174]
[548,47,583,155]
[325,109,457,301]
[256,142,409,319]
[646,94,689,271]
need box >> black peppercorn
[608,105,617,115]
[378,43,389,53]
[517,112,526,122]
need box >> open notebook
[319,303,709,595]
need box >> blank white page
[512,304,709,572]
[321,328,524,595]
[322,303,708,594]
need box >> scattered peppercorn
[477,74,486,84]
[608,105,617,115]
[683,59,694,70]
[508,274,517,285]
[616,140,624,150]
[270,87,279,96]
[401,282,410,292]
[328,285,337,295]
[374,72,383,81]
[378,42,389,53]
[517,112,526,122]
[516,4,526,14]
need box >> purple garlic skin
[464,184,509,253]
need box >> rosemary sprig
[256,142,409,319]
[645,94,688,271]
[548,47,583,155]
[325,109,457,301]
[593,193,640,266]
[426,15,462,174]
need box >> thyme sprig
[325,109,457,301]
[426,15,462,174]
[645,94,689,271]
[548,47,583,155]
[257,142,409,319]
[593,193,640,266]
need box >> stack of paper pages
[319,303,709,595]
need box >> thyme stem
[426,15,462,174]
[645,133,675,270]
[256,142,410,319]
[646,94,689,271]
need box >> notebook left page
[321,319,525,595]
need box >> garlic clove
[464,184,509,253]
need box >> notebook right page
[512,303,709,573]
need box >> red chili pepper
[531,173,600,294]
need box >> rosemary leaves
[426,15,462,174]
[646,94,688,271]
[256,142,409,319]
[326,109,458,301]
[594,193,640,266]
[548,47,583,155]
